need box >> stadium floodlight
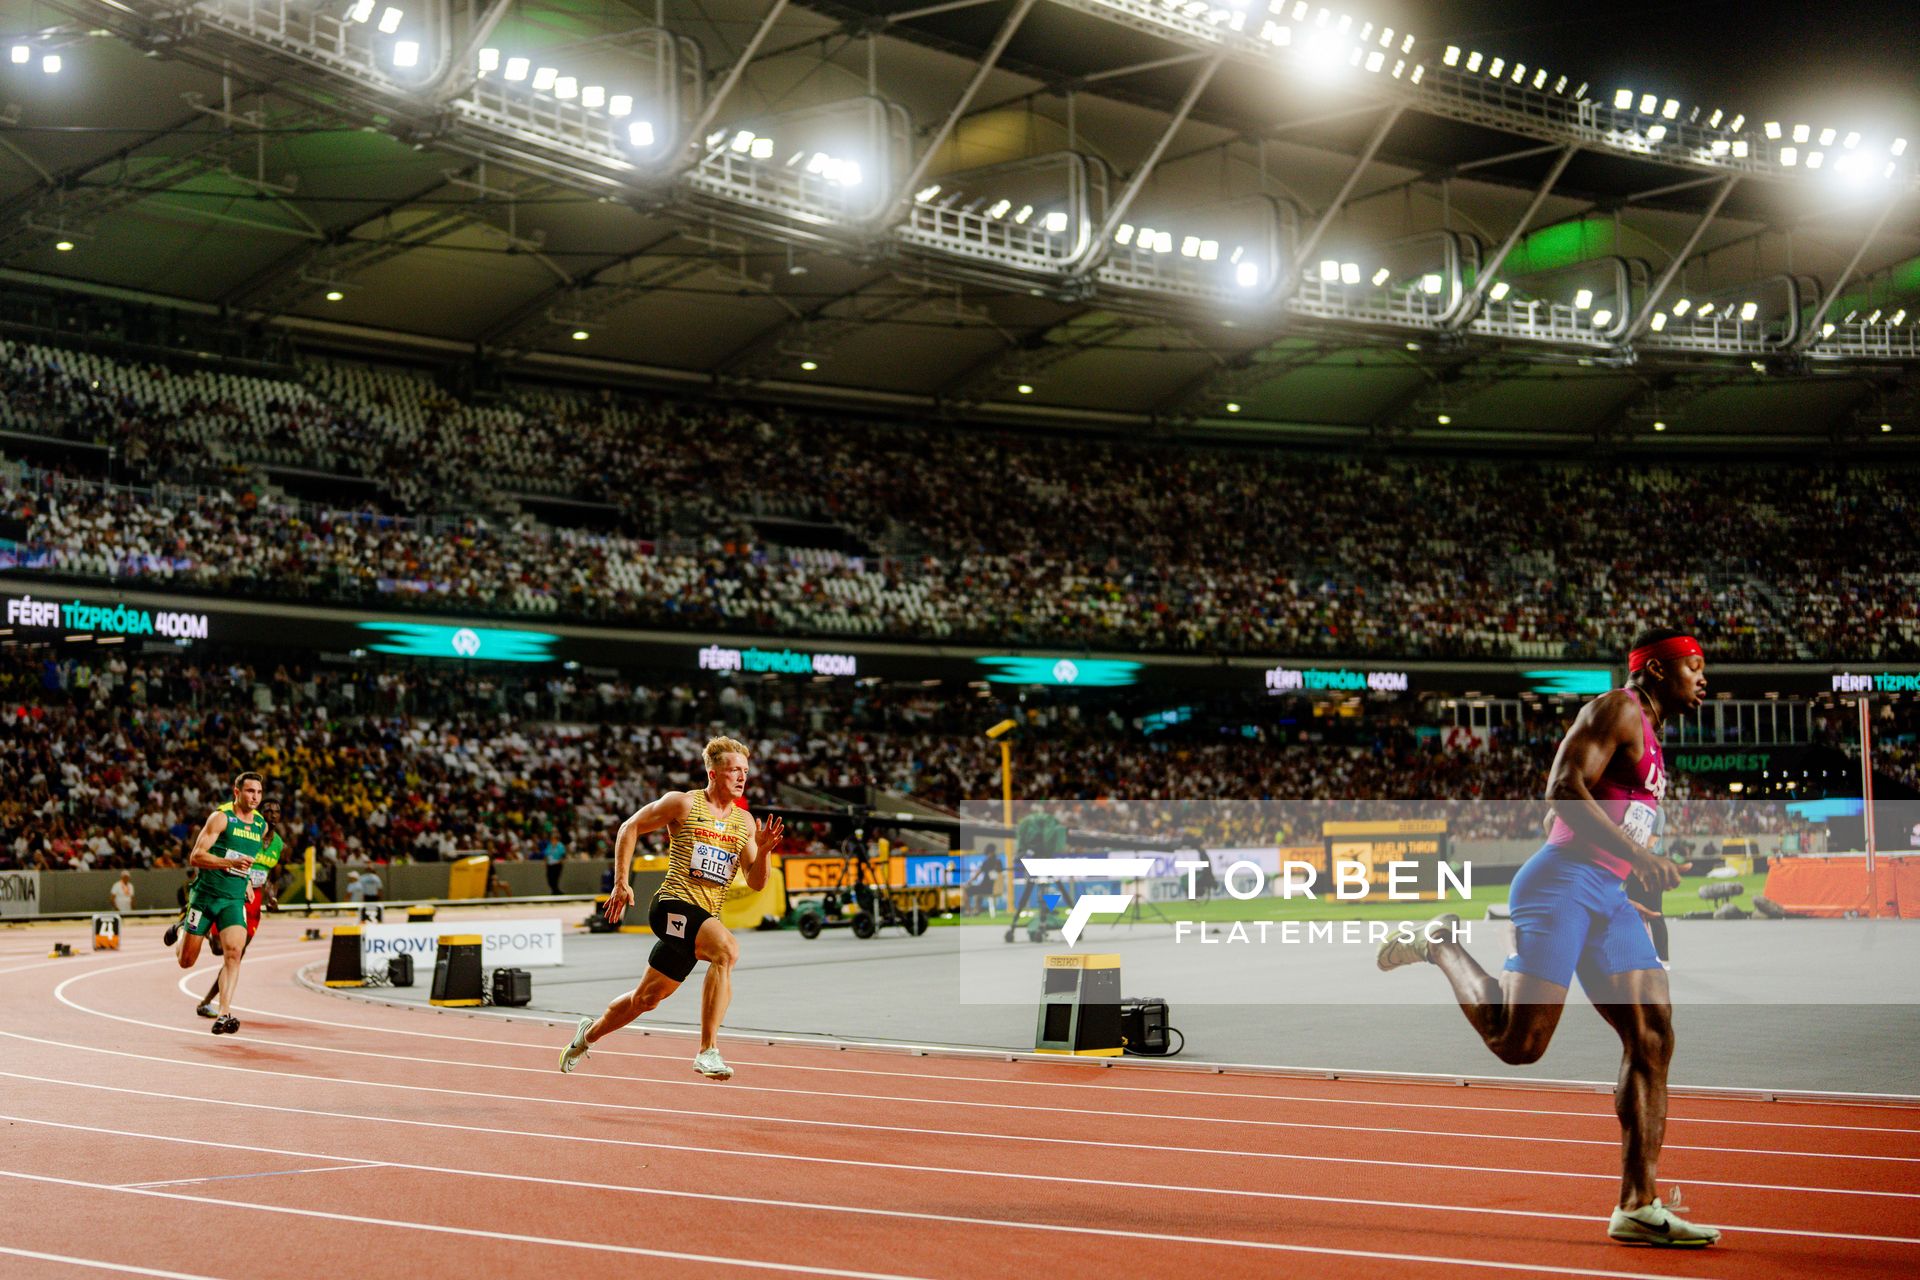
[1672,298,1691,315]
[1341,261,1361,285]
[1199,240,1219,261]
[532,66,557,91]
[1366,50,1384,72]
[1884,424,1895,433]
[1444,45,1460,65]
[1235,262,1260,288]
[1711,139,1730,155]
[1573,288,1594,309]
[1894,310,1908,325]
[54,239,74,252]
[1819,128,1837,146]
[1792,124,1810,143]
[1729,114,1744,131]
[1436,414,1452,425]
[1844,131,1860,149]
[1115,224,1134,246]
[1410,64,1424,83]
[1732,140,1749,157]
[504,57,529,81]
[1012,204,1033,224]
[1614,89,1634,110]
[1421,273,1442,294]
[1780,147,1797,166]
[8,45,26,65]
[347,0,375,21]
[1017,384,1034,395]
[1647,125,1667,144]
[554,77,577,99]
[1764,121,1782,139]
[571,330,589,341]
[581,86,604,109]
[986,199,1011,220]
[1392,59,1405,77]
[377,7,403,35]
[1661,99,1679,119]
[748,137,772,159]
[1845,310,1858,322]
[1532,68,1547,89]
[608,94,632,117]
[1708,109,1723,128]
[627,121,654,147]
[41,54,58,74]
[1488,281,1510,301]
[1180,235,1201,258]
[1650,311,1668,331]
[1740,302,1759,321]
[477,47,500,73]
[1653,421,1667,432]
[1488,57,1504,78]
[1887,161,1899,178]
[1821,322,1835,337]
[1894,138,1909,156]
[1867,309,1882,324]
[800,360,818,371]
[325,290,344,302]
[1466,51,1482,71]
[1320,259,1339,282]
[1697,301,1715,317]
[1640,93,1657,114]
[1591,309,1612,326]
[392,41,419,68]
[1806,151,1823,169]
[1371,267,1390,286]
[1043,211,1068,234]
[1226,402,1242,413]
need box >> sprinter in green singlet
[558,736,782,1080]
[174,771,268,1035]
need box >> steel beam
[889,0,1041,221]
[1444,144,1577,330]
[680,0,794,164]
[1289,105,1405,285]
[1799,199,1904,352]
[1618,175,1738,345]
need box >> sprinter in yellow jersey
[559,736,782,1080]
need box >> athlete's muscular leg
[694,918,740,1053]
[176,931,203,969]
[1429,933,1570,1065]
[214,925,247,1015]
[586,967,682,1045]
[1584,967,1675,1211]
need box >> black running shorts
[648,897,712,983]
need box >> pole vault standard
[1859,695,1879,918]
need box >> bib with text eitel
[690,839,738,885]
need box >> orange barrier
[1761,856,1915,918]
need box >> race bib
[664,912,687,939]
[690,840,738,884]
[1621,801,1657,846]
[185,908,203,929]
[248,865,270,889]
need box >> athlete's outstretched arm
[1544,693,1678,891]
[604,792,692,922]
[744,816,784,891]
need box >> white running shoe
[558,1016,594,1074]
[1377,913,1461,972]
[693,1048,734,1080]
[1608,1190,1722,1248]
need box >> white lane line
[210,958,1920,1139]
[0,1166,1748,1280]
[4,1067,1911,1206]
[53,962,1909,1165]
[120,1161,386,1189]
[0,1169,929,1280]
[8,1112,1918,1248]
[0,1246,228,1278]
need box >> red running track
[1,930,1917,1279]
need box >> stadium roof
[2,0,1918,450]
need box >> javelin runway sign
[1021,858,1156,945]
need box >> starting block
[92,913,121,951]
[47,942,73,958]
[304,927,323,941]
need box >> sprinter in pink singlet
[1379,628,1717,1248]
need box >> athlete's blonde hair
[704,736,751,773]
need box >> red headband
[1629,635,1703,673]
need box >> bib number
[186,908,203,930]
[690,840,737,885]
[248,865,269,888]
[1621,801,1657,846]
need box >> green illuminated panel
[357,622,559,662]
